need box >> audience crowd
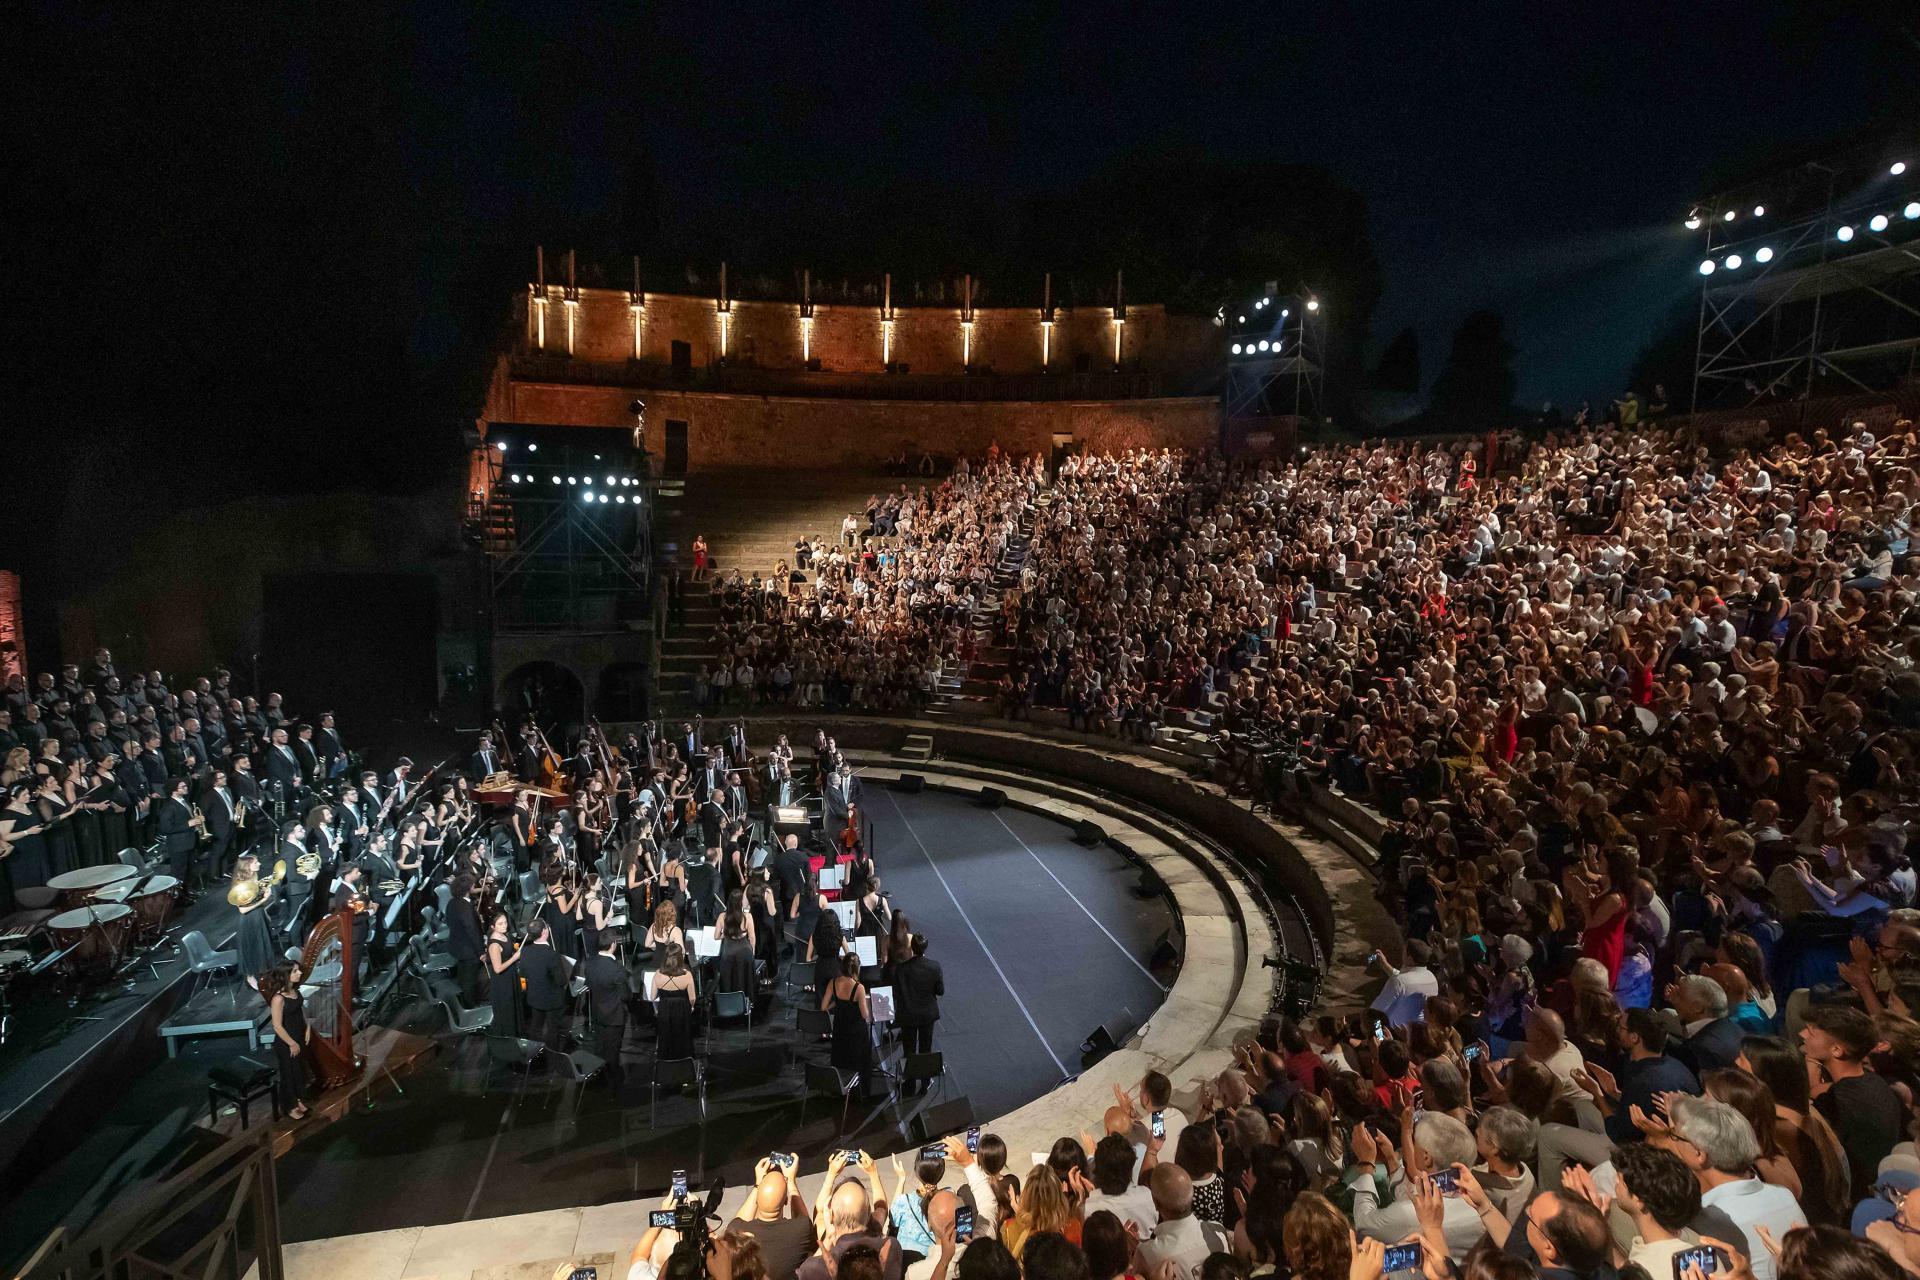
[657,414,1920,1280]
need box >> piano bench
[208,1054,281,1130]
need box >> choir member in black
[519,918,570,1051]
[508,793,535,872]
[717,898,756,995]
[156,777,204,885]
[653,942,696,1061]
[581,931,630,1084]
[76,756,129,868]
[747,868,781,979]
[314,712,346,782]
[262,964,312,1120]
[201,767,241,882]
[580,872,612,959]
[114,739,155,835]
[0,782,51,914]
[447,873,486,1003]
[329,862,372,978]
[485,910,523,1034]
[37,767,82,880]
[807,876,846,997]
[264,727,303,808]
[538,867,580,958]
[822,953,874,1083]
[230,855,278,990]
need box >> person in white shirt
[1081,1133,1157,1236]
[1368,940,1440,1027]
[1608,1141,1703,1277]
[1670,1096,1807,1280]
[1348,1113,1488,1259]
[1134,1165,1231,1276]
[1515,1007,1589,1107]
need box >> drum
[89,883,136,906]
[48,904,134,978]
[47,864,136,911]
[129,875,181,940]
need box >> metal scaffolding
[1223,287,1327,422]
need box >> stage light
[550,475,561,484]
[1723,210,1736,222]
[598,493,609,504]
[527,443,537,452]
[616,494,627,504]
[1838,225,1855,241]
[583,477,592,487]
[509,473,520,484]
[1752,205,1765,217]
[1894,161,1909,176]
[1685,216,1702,229]
[495,441,508,452]
[1871,214,1890,232]
[605,475,615,486]
[1755,246,1774,263]
[1258,340,1271,352]
[1907,203,1920,220]
[1699,259,1716,275]
[1281,309,1289,317]
[1724,254,1742,270]
[568,475,578,484]
[1306,299,1320,311]
[1231,343,1242,354]
[580,491,594,504]
[1237,315,1245,323]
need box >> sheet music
[869,984,895,1023]
[690,926,721,958]
[831,900,859,930]
[853,935,879,967]
[817,864,844,890]
[644,969,659,1000]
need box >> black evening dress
[488,943,521,1036]
[828,980,873,1075]
[273,988,309,1114]
[237,900,277,979]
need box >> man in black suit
[893,933,945,1066]
[1670,974,1744,1075]
[514,728,541,783]
[314,713,346,781]
[293,724,322,789]
[229,754,262,854]
[115,738,156,834]
[446,873,487,1003]
[519,919,571,1052]
[328,862,372,977]
[469,732,503,780]
[264,727,303,806]
[773,834,810,927]
[201,766,240,882]
[581,932,631,1084]
[155,777,204,885]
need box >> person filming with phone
[725,1156,816,1280]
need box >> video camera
[649,1176,728,1269]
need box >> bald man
[727,1159,816,1280]
[1135,1165,1228,1274]
[797,1180,901,1280]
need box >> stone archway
[499,660,585,731]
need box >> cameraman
[628,1192,738,1280]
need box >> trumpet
[191,802,210,844]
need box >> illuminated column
[563,249,579,356]
[961,273,975,369]
[1111,268,1126,369]
[881,272,895,366]
[717,260,731,359]
[532,245,549,349]
[629,255,645,359]
[1041,271,1054,370]
[800,268,814,364]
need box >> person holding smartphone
[726,1156,816,1280]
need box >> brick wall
[502,382,1220,469]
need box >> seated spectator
[1668,1095,1807,1280]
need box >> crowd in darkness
[654,417,1920,1280]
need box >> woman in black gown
[37,770,81,880]
[808,880,845,997]
[263,963,312,1120]
[654,942,697,1060]
[580,872,612,959]
[538,869,580,957]
[716,901,756,994]
[0,783,52,914]
[87,758,133,860]
[822,954,874,1080]
[746,868,780,979]
[231,855,279,990]
[485,910,523,1035]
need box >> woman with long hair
[261,963,312,1121]
[1280,1193,1352,1280]
[717,898,756,995]
[822,953,872,1081]
[1738,1037,1850,1227]
[644,896,685,959]
[887,1147,946,1266]
[230,853,278,990]
[1001,1164,1076,1258]
[654,941,697,1060]
[485,909,523,1036]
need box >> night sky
[7,2,1914,558]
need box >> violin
[840,802,861,853]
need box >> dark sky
[376,1,1914,405]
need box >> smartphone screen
[1383,1243,1423,1273]
[1464,1043,1482,1062]
[773,1152,797,1171]
[1673,1248,1722,1279]
[1431,1169,1459,1195]
[1374,1023,1389,1042]
[1151,1110,1166,1140]
[955,1206,975,1243]
[921,1144,948,1162]
[671,1169,688,1200]
[649,1210,677,1229]
[966,1127,981,1153]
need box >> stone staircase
[923,505,1036,719]
[653,469,899,710]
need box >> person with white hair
[1347,1112,1487,1257]
[1667,1096,1806,1280]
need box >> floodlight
[1870,214,1890,232]
[1724,254,1742,270]
[1307,299,1320,311]
[1894,161,1909,176]
[1837,225,1855,242]
[1685,217,1702,230]
[1755,247,1774,263]
[1906,202,1920,220]
[1752,205,1765,217]
[1723,210,1736,222]
[495,441,508,452]
[1231,343,1242,354]
[1699,259,1716,275]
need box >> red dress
[1581,901,1629,983]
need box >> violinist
[657,839,690,917]
[579,871,612,959]
[699,789,726,860]
[508,792,535,870]
[623,834,659,926]
[842,837,877,899]
[575,775,610,866]
[722,819,752,899]
[537,862,581,956]
[393,817,424,883]
[769,734,796,804]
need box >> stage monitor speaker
[1073,820,1105,847]
[977,787,1007,809]
[910,1096,977,1145]
[1080,1012,1140,1066]
[1148,931,1181,970]
[1131,866,1168,900]
[894,774,927,793]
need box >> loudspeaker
[894,774,927,794]
[977,787,1006,809]
[1080,1012,1140,1066]
[1073,820,1105,847]
[1148,931,1181,970]
[1131,866,1167,900]
[909,1095,976,1145]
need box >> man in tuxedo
[264,727,303,806]
[726,770,750,823]
[519,919,571,1052]
[328,862,372,977]
[163,723,201,780]
[581,931,631,1084]
[277,823,316,938]
[314,712,346,780]
[447,873,487,1002]
[155,777,204,885]
[681,719,702,762]
[514,728,541,783]
[115,738,156,832]
[469,732,503,780]
[357,769,384,819]
[229,753,262,854]
[893,934,945,1066]
[823,764,859,834]
[293,724,323,788]
[386,758,415,811]
[334,784,370,861]
[773,834,810,927]
[201,766,241,881]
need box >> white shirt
[1137,1215,1228,1279]
[1084,1184,1158,1236]
[1698,1179,1806,1280]
[1370,965,1440,1026]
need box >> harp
[297,908,361,1089]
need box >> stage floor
[265,785,1176,1240]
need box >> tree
[1372,327,1421,394]
[1429,310,1516,426]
